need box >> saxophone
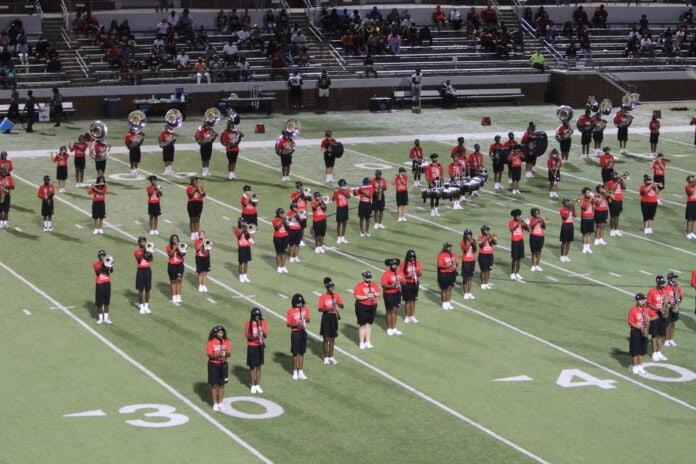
[661,301,671,319]
[641,311,651,338]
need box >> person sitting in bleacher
[639,33,655,57]
[268,51,288,81]
[592,5,608,29]
[572,6,591,28]
[177,9,195,39]
[496,39,510,60]
[240,9,252,29]
[236,27,251,50]
[418,24,433,46]
[433,5,446,31]
[296,47,311,67]
[166,11,179,29]
[119,41,135,65]
[223,38,239,60]
[624,38,639,58]
[176,50,191,70]
[215,10,228,33]
[7,16,24,44]
[2,63,17,89]
[194,57,211,84]
[16,40,30,65]
[401,12,415,30]
[291,29,307,56]
[263,9,276,34]
[511,28,524,54]
[481,5,498,27]
[71,12,87,37]
[466,7,481,31]
[368,6,383,22]
[440,80,457,109]
[45,48,61,73]
[479,28,496,53]
[153,35,165,51]
[85,11,100,35]
[196,26,209,48]
[94,25,111,48]
[449,8,462,31]
[229,9,243,33]
[535,13,549,39]
[155,17,170,37]
[387,31,401,55]
[404,25,419,46]
[164,31,177,56]
[117,20,133,43]
[129,60,143,85]
[638,15,650,35]
[146,51,163,72]
[278,8,290,32]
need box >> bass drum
[531,131,548,157]
[329,141,344,158]
[421,188,442,202]
[441,187,461,200]
[461,178,483,193]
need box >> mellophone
[421,168,489,201]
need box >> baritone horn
[298,209,307,220]
[302,186,312,196]
[145,241,156,252]
[284,118,301,137]
[203,238,213,250]
[322,195,331,204]
[104,255,114,267]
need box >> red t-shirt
[354,281,379,305]
[651,159,666,176]
[333,187,350,207]
[38,184,55,200]
[207,338,231,364]
[529,218,545,237]
[639,184,658,203]
[220,129,242,152]
[425,163,444,184]
[393,173,409,192]
[354,185,373,203]
[234,226,251,248]
[399,260,422,284]
[460,239,476,262]
[437,251,458,272]
[381,268,402,294]
[244,320,267,347]
[241,193,257,214]
[134,248,152,268]
[509,218,528,242]
[93,261,111,284]
[272,216,288,238]
[580,197,595,219]
[478,235,495,254]
[70,141,88,158]
[318,292,344,314]
[166,244,185,265]
[186,184,205,202]
[607,179,624,201]
[146,184,161,204]
[560,206,575,224]
[686,183,696,203]
[311,200,327,221]
[286,306,310,331]
[89,184,107,202]
[599,153,615,170]
[409,146,423,161]
[53,152,69,167]
[467,151,484,170]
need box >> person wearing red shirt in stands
[290,181,310,246]
[320,130,337,182]
[0,151,13,174]
[166,234,186,305]
[509,209,529,281]
[598,146,615,186]
[52,145,69,193]
[0,168,15,229]
[220,119,244,180]
[508,144,525,195]
[146,175,162,237]
[436,242,458,310]
[286,293,310,380]
[353,177,374,236]
[578,187,596,254]
[318,276,343,364]
[381,258,403,336]
[607,171,626,237]
[399,249,422,323]
[310,191,328,253]
[186,176,206,240]
[70,134,88,187]
[466,7,480,30]
[528,208,547,272]
[234,217,253,283]
[559,197,575,262]
[354,270,380,349]
[272,207,289,273]
[125,125,144,176]
[207,325,231,411]
[481,5,497,25]
[245,308,267,394]
[88,175,107,235]
[194,230,211,293]
[647,275,669,362]
[460,229,477,300]
[627,293,652,375]
[651,153,667,205]
[409,139,425,186]
[685,175,696,240]
[134,236,153,314]
[593,184,609,246]
[425,153,444,216]
[639,175,659,234]
[333,178,351,243]
[489,135,505,190]
[547,148,562,198]
[371,170,388,230]
[38,175,56,232]
[94,249,113,325]
[477,225,496,289]
[648,112,661,155]
[664,272,684,348]
[393,167,409,222]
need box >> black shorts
[610,200,623,217]
[208,361,228,385]
[629,329,648,356]
[669,309,680,323]
[92,200,105,219]
[580,131,592,145]
[226,149,239,164]
[548,171,560,183]
[510,166,522,182]
[617,127,628,142]
[358,201,372,219]
[187,201,203,219]
[273,235,288,253]
[163,145,175,162]
[290,330,307,355]
[461,260,475,279]
[95,282,111,306]
[336,205,348,223]
[649,133,659,145]
[592,132,603,144]
[241,212,257,226]
[135,267,152,291]
[530,234,544,252]
[280,154,293,167]
[288,228,302,246]
[492,161,505,174]
[653,175,665,190]
[437,271,456,290]
[686,201,696,221]
[246,345,265,368]
[560,223,574,243]
[383,291,401,310]
[372,196,386,212]
[148,202,161,218]
[323,153,335,168]
[238,246,251,264]
[580,218,595,234]
[559,139,571,152]
[601,169,613,184]
[196,255,210,273]
[74,157,86,169]
[167,262,184,281]
[56,165,68,180]
[0,195,10,213]
[95,159,107,172]
[594,210,608,224]
[650,317,666,338]
[320,312,339,338]
[41,200,54,217]
[641,202,657,221]
[200,142,213,161]
[395,190,408,207]
[313,219,327,237]
[478,253,494,272]
[129,146,142,164]
[355,302,376,325]
[511,240,524,260]
[401,282,419,302]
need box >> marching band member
[286,293,310,380]
[436,242,458,310]
[529,208,547,272]
[651,153,667,205]
[450,136,467,162]
[664,272,683,348]
[287,202,303,263]
[220,119,244,180]
[576,108,594,160]
[166,234,186,305]
[489,142,506,191]
[425,153,444,216]
[146,176,162,236]
[354,177,374,236]
[547,148,562,198]
[0,167,14,229]
[240,185,259,231]
[685,175,696,239]
[371,170,387,229]
[290,181,309,246]
[508,144,525,195]
[194,230,211,293]
[320,130,337,183]
[234,217,253,282]
[334,179,350,244]
[607,171,626,237]
[591,111,607,156]
[393,167,409,222]
[460,229,477,299]
[195,119,217,177]
[649,112,661,156]
[88,176,107,235]
[318,277,343,364]
[520,122,537,177]
[186,176,206,240]
[447,152,467,210]
[409,139,424,187]
[272,207,289,273]
[381,258,403,335]
[354,270,380,349]
[70,135,88,187]
[509,209,529,281]
[599,146,615,186]
[38,175,55,232]
[207,325,231,411]
[579,187,596,254]
[158,124,177,175]
[134,236,153,314]
[613,106,632,155]
[555,119,573,161]
[245,308,267,393]
[646,275,669,362]
[311,191,327,253]
[478,226,496,289]
[627,293,652,375]
[639,175,659,234]
[594,184,609,245]
[94,249,113,325]
[467,143,484,192]
[91,137,110,178]
[125,125,144,176]
[400,250,422,323]
[0,151,13,173]
[52,145,69,193]
[559,198,575,262]
[276,130,295,182]
[503,132,519,183]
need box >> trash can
[104,98,121,118]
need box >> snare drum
[475,168,489,182]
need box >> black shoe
[54,124,60,127]
[26,129,34,133]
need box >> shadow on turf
[610,345,631,369]
[193,382,213,406]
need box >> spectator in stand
[16,40,30,65]
[215,10,228,33]
[419,24,433,46]
[196,26,209,48]
[579,30,592,61]
[466,7,481,31]
[263,9,276,34]
[223,38,239,60]
[166,10,179,29]
[387,31,401,55]
[640,33,655,56]
[638,15,650,35]
[194,56,211,84]
[117,19,132,42]
[291,29,307,55]
[432,5,446,31]
[34,35,50,61]
[178,9,195,38]
[565,40,577,62]
[449,7,462,31]
[129,60,143,85]
[72,12,86,36]
[45,48,62,72]
[176,50,191,70]
[85,11,100,34]
[592,5,608,28]
[511,28,524,54]
[146,51,163,72]
[240,9,252,28]
[155,17,170,37]
[572,6,591,28]
[228,9,242,33]
[481,5,498,26]
[530,49,545,72]
[624,38,639,58]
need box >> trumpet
[104,255,114,268]
[540,216,550,223]
[178,242,188,254]
[203,238,213,250]
[246,223,257,235]
[575,198,582,205]
[620,171,631,181]
[145,241,156,252]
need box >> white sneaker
[364,342,374,349]
[93,229,99,234]
[277,267,283,273]
[240,275,245,282]
[536,266,543,272]
[139,304,146,314]
[227,172,236,180]
[599,238,607,245]
[404,316,411,323]
[609,230,616,237]
[652,352,661,362]
[593,239,600,246]
[463,293,471,300]
[329,357,338,364]
[387,328,394,336]
[297,371,308,380]
[468,293,475,300]
[281,267,289,273]
[292,371,299,380]
[392,328,402,335]
[299,240,306,247]
[442,302,450,310]
[315,248,322,254]
[615,230,623,236]
[658,352,668,361]
[511,273,517,281]
[374,224,380,229]
[359,342,366,350]
[670,340,678,347]
[410,317,418,323]
[431,210,437,216]
[515,273,522,281]
[324,357,331,365]
[103,318,112,325]
[644,228,650,234]
[481,284,488,289]
[213,403,220,411]
[637,366,647,375]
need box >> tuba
[165,109,183,129]
[556,105,574,123]
[599,98,613,116]
[126,110,146,148]
[586,96,599,113]
[88,120,110,160]
[621,93,638,111]
[285,118,301,137]
[195,107,221,145]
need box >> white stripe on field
[609,272,622,278]
[22,309,31,316]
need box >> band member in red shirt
[460,229,477,299]
[220,119,244,180]
[651,153,667,205]
[576,108,593,160]
[381,258,403,336]
[311,191,327,252]
[399,249,422,323]
[509,209,529,281]
[613,106,632,154]
[664,272,683,348]
[334,178,351,243]
[640,175,659,234]
[425,153,444,216]
[134,236,153,314]
[272,207,289,273]
[447,152,467,210]
[318,276,343,364]
[125,126,144,176]
[591,112,607,156]
[450,136,467,162]
[598,146,615,186]
[354,271,380,349]
[186,176,206,240]
[234,217,253,283]
[146,175,162,236]
[393,167,409,222]
[245,308,267,393]
[354,177,374,236]
[477,225,496,288]
[437,242,458,310]
[547,148,562,198]
[371,170,387,229]
[555,120,573,161]
[51,145,69,193]
[489,135,505,190]
[559,197,575,262]
[90,137,110,178]
[275,130,295,182]
[286,293,310,380]
[194,230,211,293]
[508,144,525,195]
[686,175,696,239]
[195,120,218,177]
[579,187,596,254]
[287,202,303,264]
[409,139,425,186]
[158,124,177,175]
[627,293,652,375]
[320,130,337,183]
[0,168,15,229]
[519,122,538,178]
[528,208,547,272]
[207,325,231,411]
[647,275,669,362]
[593,184,609,246]
[607,171,626,237]
[88,175,107,234]
[649,112,661,155]
[94,249,113,325]
[467,143,484,187]
[240,185,258,231]
[36,175,55,232]
[0,151,13,174]
[166,234,186,305]
[290,181,310,247]
[70,134,88,187]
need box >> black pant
[25,111,35,132]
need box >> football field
[1,101,695,463]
